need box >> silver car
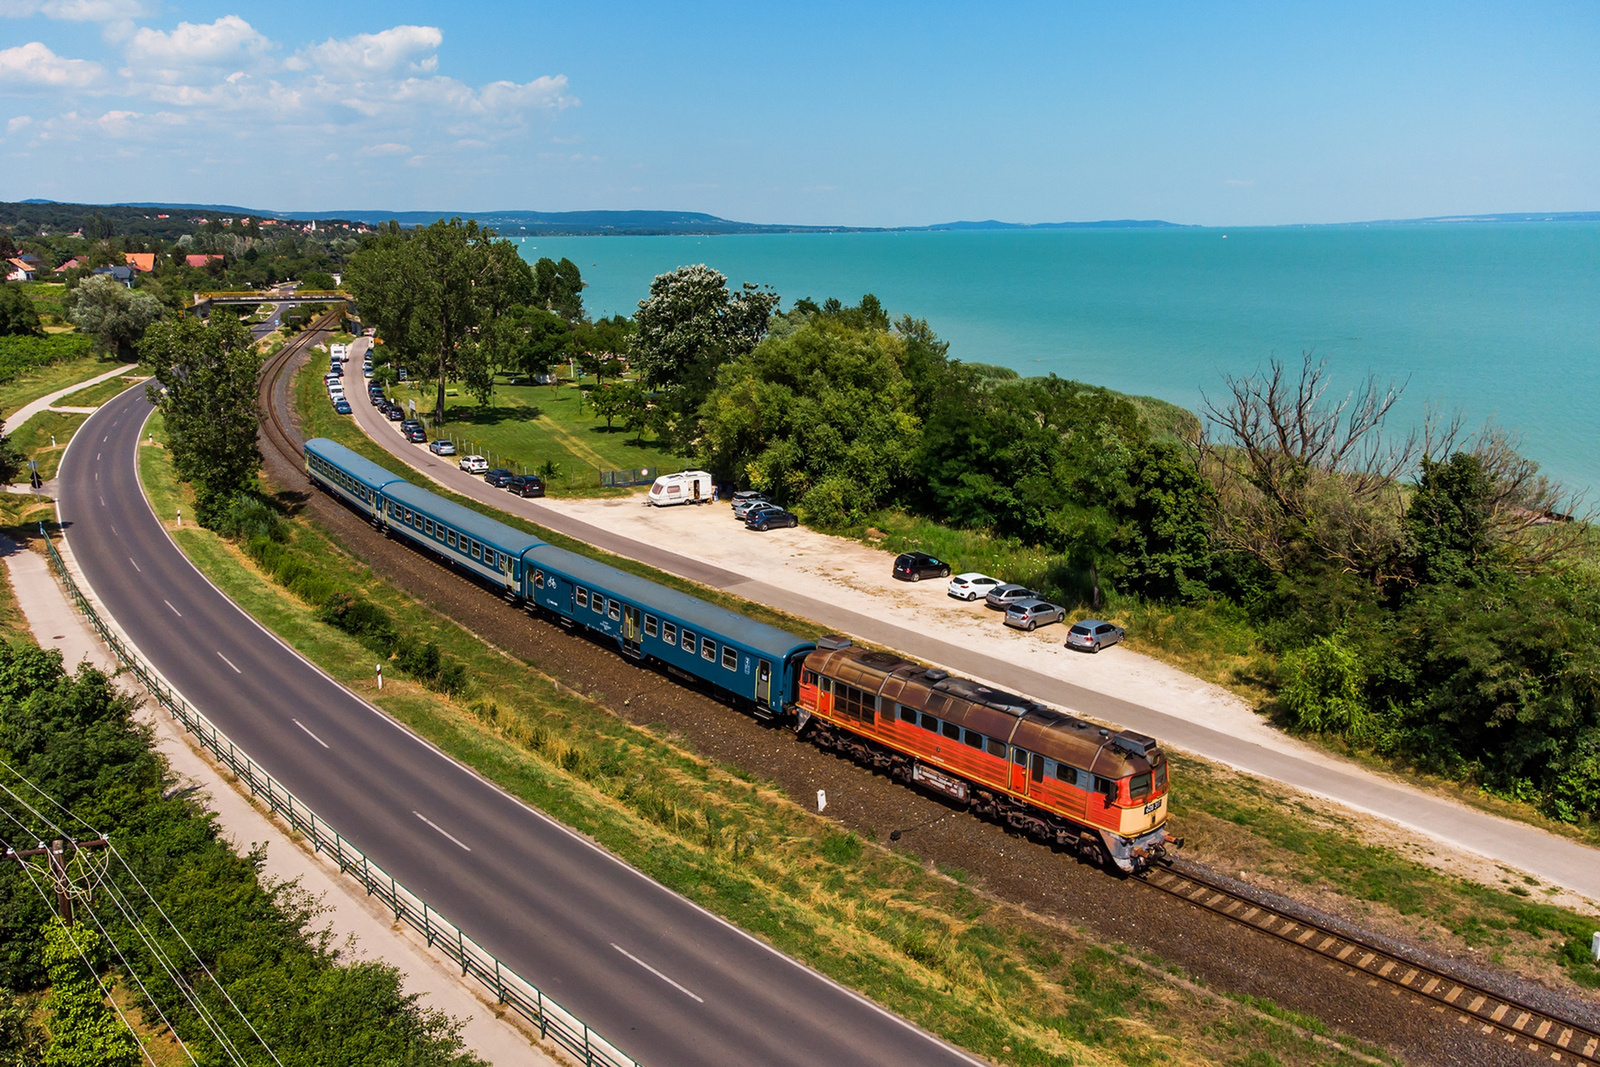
[984,583,1038,610]
[1065,619,1126,652]
[1003,598,1066,631]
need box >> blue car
[334,399,352,415]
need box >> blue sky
[1,1,1596,226]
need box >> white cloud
[125,15,269,70]
[287,25,442,73]
[6,114,31,132]
[0,41,104,87]
[0,0,146,18]
[360,141,409,156]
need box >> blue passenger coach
[379,481,545,596]
[305,438,403,522]
[523,543,814,718]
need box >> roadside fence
[41,526,642,1067]
[601,467,656,488]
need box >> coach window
[608,599,621,621]
[447,531,457,548]
[919,712,937,731]
[592,594,604,615]
[701,639,716,662]
[661,622,677,645]
[643,614,658,637]
[721,646,737,670]
[404,508,413,524]
[682,630,696,653]
[575,587,588,608]
[533,569,545,588]
[899,704,916,724]
[963,728,984,749]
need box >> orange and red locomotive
[797,636,1172,872]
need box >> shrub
[1280,633,1370,736]
[395,634,442,680]
[213,494,286,544]
[318,592,397,650]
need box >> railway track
[257,307,341,464]
[1140,863,1600,1063]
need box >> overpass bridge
[191,289,352,316]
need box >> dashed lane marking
[292,719,330,749]
[163,599,181,617]
[216,651,241,674]
[611,943,705,1003]
[128,557,140,572]
[413,810,472,852]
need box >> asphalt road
[59,384,985,1067]
[349,365,1600,902]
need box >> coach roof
[382,480,547,557]
[527,542,813,661]
[305,437,407,491]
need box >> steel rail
[1139,864,1600,1062]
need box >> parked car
[333,399,352,415]
[1065,619,1126,653]
[893,551,951,582]
[746,508,799,531]
[363,365,374,378]
[369,391,385,406]
[947,573,1002,601]
[403,425,427,443]
[428,439,457,456]
[384,405,404,421]
[1003,598,1066,631]
[732,496,775,520]
[984,583,1039,609]
[458,454,488,474]
[484,468,515,487]
[506,475,546,498]
[729,490,766,508]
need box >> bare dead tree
[1458,426,1589,574]
[1194,354,1458,581]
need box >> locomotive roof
[305,437,407,491]
[382,480,548,557]
[526,543,814,661]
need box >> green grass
[385,369,679,496]
[0,345,117,419]
[10,410,89,481]
[57,374,143,408]
[139,404,1377,1067]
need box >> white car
[458,454,488,474]
[947,573,1002,601]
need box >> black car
[746,508,798,531]
[506,475,545,498]
[384,405,404,421]
[403,425,427,443]
[893,551,950,582]
[484,467,515,488]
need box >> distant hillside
[923,218,1190,230]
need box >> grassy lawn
[141,405,1380,1067]
[384,370,680,496]
[11,410,89,481]
[0,351,123,419]
[58,374,144,408]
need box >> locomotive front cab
[1100,733,1173,871]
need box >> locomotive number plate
[1143,799,1163,815]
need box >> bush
[1280,633,1370,736]
[318,592,397,651]
[395,634,442,681]
[212,494,287,544]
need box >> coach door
[622,605,642,658]
[756,659,773,709]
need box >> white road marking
[99,496,105,507]
[611,943,705,1003]
[93,471,98,481]
[163,599,182,617]
[413,810,472,851]
[96,452,100,460]
[216,651,241,674]
[109,524,117,535]
[102,435,107,443]
[128,557,140,572]
[292,719,330,749]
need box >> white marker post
[175,510,180,527]
[376,664,383,690]
[816,790,827,813]
[1592,931,1599,961]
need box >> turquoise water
[516,225,1600,495]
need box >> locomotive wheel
[1080,838,1108,869]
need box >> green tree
[496,305,573,388]
[532,256,584,319]
[300,270,337,290]
[40,920,139,1067]
[1113,442,1216,601]
[347,218,533,423]
[632,265,777,438]
[0,285,41,337]
[66,276,162,360]
[141,315,263,524]
[1403,451,1496,587]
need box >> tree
[66,276,162,360]
[574,315,632,385]
[632,265,777,437]
[496,305,573,386]
[300,270,337,290]
[40,920,139,1067]
[141,315,263,524]
[347,218,533,423]
[532,256,584,319]
[0,285,41,337]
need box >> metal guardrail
[41,526,641,1067]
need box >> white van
[648,470,714,506]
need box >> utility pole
[4,837,110,926]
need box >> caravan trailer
[648,470,714,506]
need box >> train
[304,437,1173,872]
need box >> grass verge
[0,350,121,418]
[58,373,144,408]
[12,410,89,481]
[147,410,1380,1065]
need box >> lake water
[516,225,1600,496]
